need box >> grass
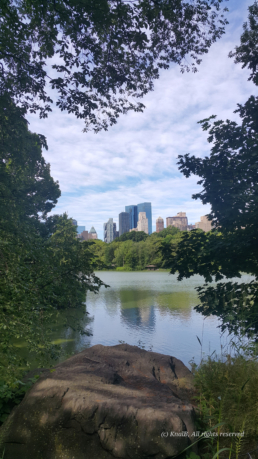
[183,347,258,459]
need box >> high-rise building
[187,224,196,231]
[125,202,152,234]
[166,212,188,231]
[80,230,89,241]
[156,216,164,233]
[137,212,148,234]
[89,226,98,239]
[137,202,152,234]
[119,212,130,236]
[103,218,117,243]
[195,216,213,232]
[77,225,85,234]
[125,205,138,230]
[72,219,77,227]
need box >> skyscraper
[103,218,117,243]
[156,217,164,233]
[137,212,148,234]
[89,226,98,239]
[77,225,85,234]
[125,205,138,230]
[137,202,152,234]
[119,212,130,236]
[166,212,188,231]
[195,216,213,232]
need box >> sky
[27,0,255,240]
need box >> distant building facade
[80,230,89,241]
[166,212,188,231]
[137,202,152,234]
[119,212,130,236]
[187,224,196,231]
[125,202,152,234]
[89,226,98,239]
[77,225,85,234]
[125,205,138,230]
[137,212,148,234]
[156,216,164,233]
[103,218,118,243]
[195,216,213,232]
[72,219,77,227]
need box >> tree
[153,226,181,238]
[116,230,148,242]
[161,2,258,341]
[1,0,228,132]
[0,95,105,383]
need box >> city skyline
[74,207,213,240]
[27,0,253,241]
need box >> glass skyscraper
[77,225,85,234]
[119,212,130,236]
[125,205,138,230]
[137,202,152,234]
[125,202,152,234]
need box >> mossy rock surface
[0,344,197,459]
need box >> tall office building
[119,212,130,236]
[103,218,117,243]
[137,212,148,234]
[125,205,138,230]
[77,225,85,234]
[195,216,213,232]
[166,212,188,231]
[89,226,98,239]
[156,217,164,233]
[72,219,77,227]
[125,202,152,234]
[137,202,152,234]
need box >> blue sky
[27,0,255,239]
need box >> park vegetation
[0,0,228,384]
[90,225,186,271]
[171,3,258,457]
[1,0,258,457]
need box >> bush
[189,354,258,458]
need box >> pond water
[55,271,254,369]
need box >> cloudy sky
[27,0,255,239]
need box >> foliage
[188,353,258,458]
[0,95,105,384]
[161,4,258,340]
[91,228,184,270]
[154,226,181,238]
[229,1,258,85]
[115,230,148,242]
[0,375,39,426]
[0,0,228,131]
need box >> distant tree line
[90,226,200,271]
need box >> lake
[54,271,254,369]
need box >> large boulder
[0,344,197,459]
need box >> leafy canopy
[115,230,148,242]
[1,0,228,131]
[161,2,258,341]
[0,95,105,383]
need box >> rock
[0,344,197,459]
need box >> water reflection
[84,272,255,368]
[120,305,156,331]
[22,271,256,371]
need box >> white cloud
[27,0,255,239]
